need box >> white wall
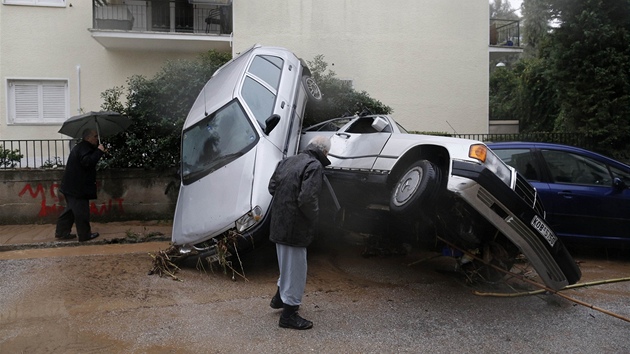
[0,2,198,141]
[1,0,490,140]
[232,0,489,134]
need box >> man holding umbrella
[54,128,105,241]
[56,110,129,241]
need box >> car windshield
[181,100,259,184]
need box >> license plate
[531,215,557,247]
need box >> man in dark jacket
[55,128,105,242]
[268,135,331,330]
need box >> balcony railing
[92,0,232,35]
[490,18,520,47]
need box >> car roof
[487,141,630,170]
[183,45,302,130]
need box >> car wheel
[390,160,441,215]
[302,76,322,102]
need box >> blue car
[488,142,630,244]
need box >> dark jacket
[60,140,104,200]
[268,144,331,247]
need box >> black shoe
[55,233,76,240]
[279,312,313,330]
[79,233,99,242]
[270,288,284,309]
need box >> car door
[327,116,392,170]
[539,148,630,240]
[241,53,299,156]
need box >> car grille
[514,173,545,217]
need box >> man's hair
[82,128,96,139]
[308,135,331,153]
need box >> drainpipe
[76,64,81,114]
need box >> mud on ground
[1,233,629,353]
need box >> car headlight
[235,206,263,232]
[469,144,513,187]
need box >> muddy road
[1,233,629,353]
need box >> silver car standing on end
[171,45,321,257]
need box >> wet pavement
[0,223,629,353]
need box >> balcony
[90,0,232,53]
[489,18,523,61]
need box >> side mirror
[264,114,281,135]
[371,116,389,132]
[613,177,627,191]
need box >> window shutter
[14,83,40,122]
[42,82,67,122]
[8,79,68,124]
[3,0,66,7]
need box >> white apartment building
[1,0,520,146]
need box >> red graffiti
[18,183,124,218]
[90,199,125,216]
[18,183,46,199]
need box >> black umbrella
[58,111,130,144]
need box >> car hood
[171,148,256,246]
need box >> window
[541,150,611,186]
[241,77,275,128]
[493,148,541,181]
[7,79,69,124]
[3,0,65,7]
[248,55,283,90]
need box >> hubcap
[393,167,423,206]
[305,77,322,100]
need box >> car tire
[302,75,322,102]
[390,160,441,215]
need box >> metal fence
[0,139,73,169]
[93,0,232,35]
[453,132,595,151]
[0,133,594,170]
[490,18,520,47]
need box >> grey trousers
[276,243,307,306]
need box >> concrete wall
[0,169,179,225]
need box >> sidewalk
[0,220,173,247]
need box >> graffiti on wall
[18,183,124,218]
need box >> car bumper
[450,160,581,290]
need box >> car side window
[242,77,275,128]
[492,148,541,181]
[248,55,283,90]
[346,117,391,134]
[541,150,611,186]
[241,55,283,129]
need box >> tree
[100,50,232,170]
[490,0,630,159]
[489,0,519,19]
[547,0,630,158]
[521,0,554,57]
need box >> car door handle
[336,132,350,139]
[558,191,573,199]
